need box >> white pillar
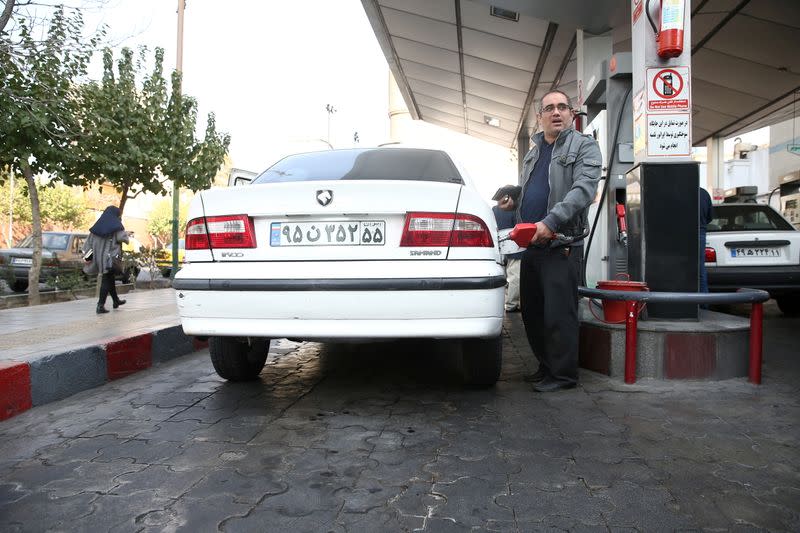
[706,135,724,197]
[388,72,411,144]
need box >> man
[492,186,523,312]
[499,90,602,392]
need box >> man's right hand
[498,195,515,211]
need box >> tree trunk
[0,0,15,35]
[21,160,42,306]
[118,186,129,213]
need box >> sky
[80,0,391,172]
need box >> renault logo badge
[316,189,333,206]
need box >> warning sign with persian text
[646,113,691,157]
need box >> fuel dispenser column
[628,0,698,319]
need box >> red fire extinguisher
[656,0,685,58]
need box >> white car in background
[174,148,505,385]
[705,203,800,315]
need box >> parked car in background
[0,231,139,292]
[174,147,505,385]
[0,232,87,292]
[156,239,185,277]
[705,203,800,315]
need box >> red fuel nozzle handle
[615,204,627,233]
[508,223,537,247]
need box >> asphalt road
[1,309,798,532]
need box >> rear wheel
[11,280,28,293]
[776,295,800,317]
[209,336,270,381]
[461,336,502,387]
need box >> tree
[0,7,100,304]
[72,47,230,212]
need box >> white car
[174,148,506,384]
[705,203,800,315]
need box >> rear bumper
[173,273,505,340]
[707,264,800,294]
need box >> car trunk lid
[197,180,467,261]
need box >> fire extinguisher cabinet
[625,162,699,319]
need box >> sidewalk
[0,288,205,420]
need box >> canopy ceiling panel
[363,0,800,149]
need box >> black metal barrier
[577,287,770,384]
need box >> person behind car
[82,206,129,314]
[492,186,523,312]
[498,90,602,392]
[698,187,713,295]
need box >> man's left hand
[530,221,554,245]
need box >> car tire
[11,280,28,293]
[461,335,502,387]
[776,295,800,317]
[209,336,270,381]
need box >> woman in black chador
[82,206,129,314]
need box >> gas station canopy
[362,0,800,148]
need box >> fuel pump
[581,52,634,287]
[779,171,800,229]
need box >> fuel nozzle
[615,204,628,246]
[508,223,538,247]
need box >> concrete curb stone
[0,326,203,422]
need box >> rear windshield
[17,233,71,249]
[708,205,794,232]
[253,148,464,185]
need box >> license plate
[730,247,781,258]
[270,220,386,246]
[12,257,32,265]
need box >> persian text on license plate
[730,247,781,258]
[12,257,32,265]
[270,221,385,246]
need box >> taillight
[185,215,256,249]
[705,247,716,263]
[400,212,493,247]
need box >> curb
[0,326,208,422]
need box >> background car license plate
[12,257,32,265]
[270,221,385,246]
[731,247,780,257]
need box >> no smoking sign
[647,66,689,111]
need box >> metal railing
[578,287,770,384]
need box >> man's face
[537,92,573,139]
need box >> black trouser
[98,271,119,307]
[520,245,582,384]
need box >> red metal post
[624,299,638,384]
[748,302,764,384]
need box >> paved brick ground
[0,305,797,532]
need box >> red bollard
[624,299,638,384]
[748,302,764,384]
